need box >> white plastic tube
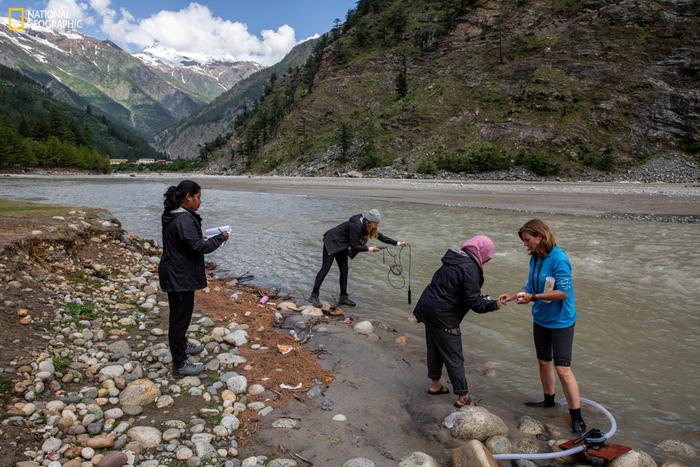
[492,397,617,461]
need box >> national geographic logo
[7,8,25,31]
[5,7,84,30]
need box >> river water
[1,177,698,454]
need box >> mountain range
[0,18,261,137]
[152,38,318,160]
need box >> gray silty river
[1,177,699,453]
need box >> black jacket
[323,213,398,258]
[158,207,225,293]
[413,248,498,329]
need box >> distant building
[109,159,128,165]
[136,159,156,165]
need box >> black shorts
[533,323,575,367]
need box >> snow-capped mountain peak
[134,44,221,68]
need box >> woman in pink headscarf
[413,235,501,408]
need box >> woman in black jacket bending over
[413,235,501,408]
[159,180,228,379]
[309,209,407,308]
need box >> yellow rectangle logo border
[8,8,25,31]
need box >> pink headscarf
[460,235,496,268]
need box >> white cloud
[93,2,298,66]
[301,33,321,43]
[44,0,94,26]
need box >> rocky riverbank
[222,154,700,186]
[1,205,697,467]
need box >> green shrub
[53,357,70,371]
[436,144,511,173]
[0,376,12,393]
[679,136,699,154]
[65,302,99,321]
[598,145,616,172]
[417,161,437,175]
[524,152,562,176]
[357,143,390,170]
[553,0,585,13]
[580,143,616,172]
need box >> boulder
[485,435,512,454]
[450,406,509,441]
[451,440,499,467]
[517,415,545,435]
[656,440,696,458]
[399,451,439,466]
[609,450,658,467]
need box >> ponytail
[163,180,201,211]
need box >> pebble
[156,395,174,408]
[41,437,62,453]
[176,447,194,460]
[226,375,248,394]
[272,418,299,429]
[97,452,129,467]
[248,384,265,395]
[353,320,374,335]
[104,408,124,419]
[127,426,162,449]
[333,414,347,422]
[122,405,143,415]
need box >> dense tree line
[0,65,160,172]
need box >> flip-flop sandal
[453,397,473,408]
[427,385,450,395]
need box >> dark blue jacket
[323,213,398,258]
[413,248,498,329]
[158,207,225,292]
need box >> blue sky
[3,0,357,64]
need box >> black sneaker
[185,342,204,356]
[338,295,356,307]
[308,292,322,308]
[172,360,204,379]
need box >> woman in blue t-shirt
[499,219,586,434]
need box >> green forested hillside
[153,38,318,160]
[0,65,161,172]
[210,0,699,176]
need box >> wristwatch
[532,294,539,302]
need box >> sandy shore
[5,173,699,220]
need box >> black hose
[382,245,412,304]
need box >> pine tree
[395,55,408,99]
[338,122,353,161]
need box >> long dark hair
[163,180,201,211]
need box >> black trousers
[312,246,349,296]
[425,325,469,395]
[167,291,195,368]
